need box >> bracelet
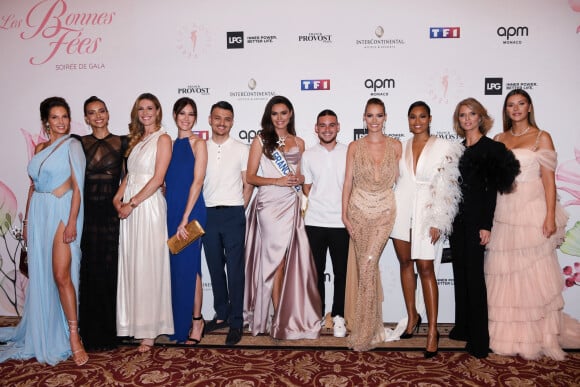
[22,219,28,224]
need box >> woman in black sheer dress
[78,96,127,351]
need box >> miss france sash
[260,137,301,194]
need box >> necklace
[510,126,530,137]
[276,135,287,148]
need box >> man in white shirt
[202,101,253,346]
[302,109,348,338]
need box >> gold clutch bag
[167,219,205,254]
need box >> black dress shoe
[205,318,229,333]
[225,328,243,346]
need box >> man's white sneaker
[333,315,347,338]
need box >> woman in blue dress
[0,97,87,366]
[165,97,208,344]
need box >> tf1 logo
[301,80,330,90]
[484,78,503,95]
[429,27,461,39]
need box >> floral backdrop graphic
[0,0,578,319]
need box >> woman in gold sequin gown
[342,98,401,351]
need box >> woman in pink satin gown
[244,96,321,340]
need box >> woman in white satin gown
[113,93,174,352]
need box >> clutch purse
[167,219,205,254]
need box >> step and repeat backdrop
[1,0,579,321]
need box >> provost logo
[301,80,330,90]
[227,31,244,49]
[429,27,461,39]
[365,78,395,96]
[497,26,528,45]
[177,84,210,95]
[484,78,503,95]
[298,32,332,43]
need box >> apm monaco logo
[238,129,261,144]
[301,79,330,91]
[365,78,395,96]
[355,26,405,49]
[429,27,461,39]
[484,78,503,95]
[298,32,332,43]
[227,31,244,49]
[497,26,528,45]
[229,78,276,101]
[177,84,210,95]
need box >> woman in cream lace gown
[342,98,401,351]
[486,89,580,360]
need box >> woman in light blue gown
[0,97,87,366]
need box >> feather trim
[423,141,464,236]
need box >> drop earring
[45,124,50,134]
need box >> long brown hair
[126,93,162,156]
[502,89,540,132]
[260,95,295,159]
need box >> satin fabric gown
[346,137,398,351]
[117,129,174,339]
[0,135,85,365]
[165,137,207,342]
[485,147,580,360]
[244,147,321,340]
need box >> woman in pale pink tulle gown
[486,89,580,360]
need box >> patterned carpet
[1,317,579,386]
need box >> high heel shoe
[67,320,88,365]
[400,315,422,339]
[424,331,440,359]
[185,315,205,346]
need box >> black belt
[211,205,239,209]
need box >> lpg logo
[365,78,395,96]
[484,78,503,95]
[429,27,460,39]
[301,80,330,90]
[497,26,528,44]
[227,31,244,49]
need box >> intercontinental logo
[355,26,405,49]
[298,32,332,43]
[497,26,529,45]
[229,78,276,101]
[177,84,210,95]
[226,31,277,48]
